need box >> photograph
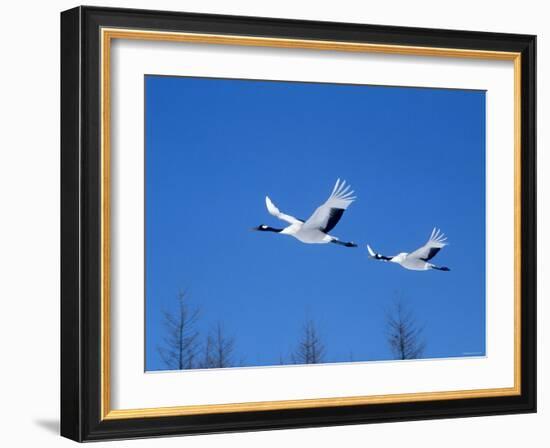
[57,5,536,441]
[0,0,543,443]
[144,75,486,371]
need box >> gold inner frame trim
[100,27,522,420]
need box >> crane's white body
[260,179,356,246]
[367,228,450,271]
[279,223,334,244]
[390,253,435,271]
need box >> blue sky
[145,75,486,371]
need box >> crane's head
[251,224,282,233]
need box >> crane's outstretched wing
[265,196,302,225]
[302,179,356,233]
[367,244,393,261]
[407,228,448,261]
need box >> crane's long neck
[262,226,283,233]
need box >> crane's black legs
[432,265,451,271]
[331,239,358,248]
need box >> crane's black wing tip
[322,208,345,233]
[420,247,441,262]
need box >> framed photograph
[61,6,536,442]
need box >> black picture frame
[61,5,536,442]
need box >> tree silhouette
[291,320,326,364]
[386,300,426,360]
[200,322,236,368]
[157,291,200,370]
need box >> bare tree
[291,320,326,364]
[157,291,200,370]
[200,322,236,368]
[386,300,426,360]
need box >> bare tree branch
[291,320,326,364]
[200,322,236,368]
[157,291,200,370]
[386,299,426,360]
